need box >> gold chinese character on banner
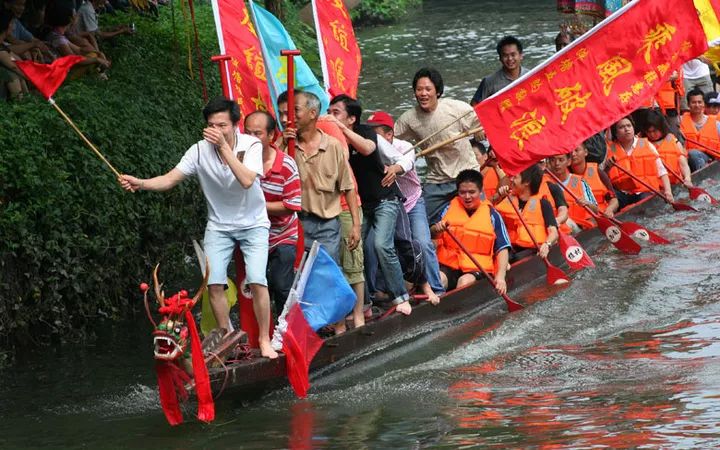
[330,57,347,90]
[516,88,528,103]
[555,82,592,125]
[638,23,676,64]
[680,40,693,53]
[560,58,573,72]
[643,70,658,86]
[510,109,547,151]
[530,79,543,93]
[243,46,267,81]
[235,96,244,107]
[232,70,243,85]
[329,20,350,52]
[597,55,632,96]
[332,0,349,19]
[545,70,557,81]
[576,48,589,61]
[656,63,670,75]
[241,6,257,37]
[252,89,266,110]
[231,57,240,68]
[631,81,644,95]
[618,91,633,104]
[500,98,513,112]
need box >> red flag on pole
[475,0,708,175]
[311,0,362,98]
[15,55,85,99]
[210,0,275,118]
[282,303,323,398]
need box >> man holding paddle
[395,67,483,225]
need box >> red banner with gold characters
[311,0,362,98]
[475,0,708,175]
[211,0,274,119]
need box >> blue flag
[298,244,356,331]
[248,1,330,118]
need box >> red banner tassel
[185,309,215,423]
[156,362,184,426]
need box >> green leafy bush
[350,0,421,25]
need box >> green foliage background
[0,0,415,361]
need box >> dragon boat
[145,161,719,417]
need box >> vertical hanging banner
[210,0,275,118]
[311,0,362,98]
[476,0,710,175]
[249,1,330,117]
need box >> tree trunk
[265,0,284,20]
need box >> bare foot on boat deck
[396,301,412,315]
[259,341,279,359]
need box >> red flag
[15,55,85,99]
[311,0,362,98]
[212,0,275,119]
[558,232,595,270]
[475,0,708,175]
[234,246,275,348]
[282,303,323,398]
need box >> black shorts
[439,264,482,290]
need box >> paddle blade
[595,216,642,255]
[544,259,570,285]
[503,293,524,312]
[558,233,595,269]
[671,201,698,212]
[688,187,718,205]
[617,221,671,245]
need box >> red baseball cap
[366,111,394,129]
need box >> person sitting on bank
[605,116,673,210]
[431,169,510,293]
[679,88,718,170]
[118,97,278,359]
[328,94,413,316]
[507,164,560,259]
[395,67,482,225]
[642,110,693,187]
[244,110,302,317]
[547,152,598,231]
[570,140,619,218]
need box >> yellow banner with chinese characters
[476,0,708,175]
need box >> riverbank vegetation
[0,0,418,362]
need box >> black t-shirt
[545,182,568,208]
[348,124,401,208]
[518,198,558,229]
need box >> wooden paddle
[545,170,641,254]
[606,160,698,211]
[414,126,484,158]
[504,195,570,286]
[444,230,523,312]
[683,137,720,159]
[662,163,718,205]
[408,110,475,152]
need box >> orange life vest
[559,174,595,229]
[436,197,497,274]
[653,134,684,184]
[607,138,661,193]
[495,197,519,244]
[578,162,610,213]
[482,167,499,200]
[680,113,720,156]
[514,195,549,249]
[657,71,683,113]
[539,177,571,234]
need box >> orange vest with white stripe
[607,138,660,193]
[653,134,684,184]
[680,113,720,155]
[436,197,497,274]
[579,162,610,213]
[482,168,499,200]
[561,174,595,229]
[514,195,549,249]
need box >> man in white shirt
[119,97,278,359]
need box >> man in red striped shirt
[245,111,302,315]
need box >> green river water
[3,0,720,448]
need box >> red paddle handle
[281,50,301,159]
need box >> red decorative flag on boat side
[15,55,85,99]
[475,0,708,175]
[282,303,324,398]
[210,0,275,118]
[311,0,362,98]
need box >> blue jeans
[203,226,269,286]
[300,213,341,264]
[362,199,409,305]
[407,197,445,294]
[687,149,712,172]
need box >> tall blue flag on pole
[248,1,330,118]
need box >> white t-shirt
[682,59,710,80]
[176,133,270,231]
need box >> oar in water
[607,217,670,244]
[557,232,595,270]
[504,195,570,286]
[414,126,484,158]
[545,170,641,255]
[444,230,523,312]
[662,163,718,205]
[606,161,698,212]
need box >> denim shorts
[203,226,269,286]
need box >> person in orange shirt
[641,110,693,188]
[570,140,619,217]
[679,88,717,170]
[547,153,598,230]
